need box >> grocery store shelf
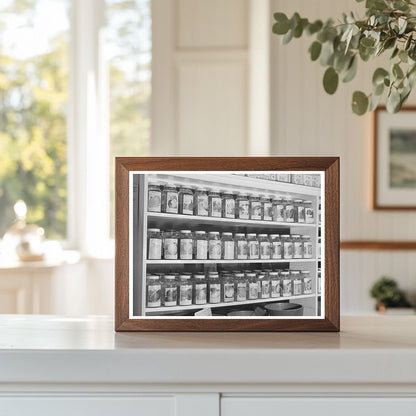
[147,212,316,228]
[146,258,317,264]
[144,294,317,314]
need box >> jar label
[248,282,258,299]
[210,197,222,217]
[271,241,282,259]
[260,242,270,259]
[209,283,221,303]
[236,241,248,259]
[238,201,249,219]
[251,201,262,219]
[148,190,161,212]
[224,283,235,302]
[303,278,312,294]
[223,241,235,259]
[261,281,270,298]
[164,238,178,259]
[248,241,259,259]
[274,204,284,222]
[165,192,178,213]
[297,206,305,222]
[303,242,313,258]
[293,242,303,258]
[209,240,222,259]
[148,238,162,259]
[237,282,247,301]
[224,199,235,218]
[271,280,280,298]
[195,284,207,304]
[293,281,302,295]
[180,239,193,259]
[284,205,295,222]
[283,242,293,258]
[196,195,208,216]
[196,240,208,259]
[318,277,321,293]
[305,208,314,223]
[182,194,194,215]
[263,203,273,220]
[147,284,161,307]
[164,287,177,306]
[179,284,192,305]
[282,279,292,297]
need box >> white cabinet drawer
[222,397,416,416]
[0,396,175,416]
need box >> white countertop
[1,315,416,387]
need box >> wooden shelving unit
[132,173,322,317]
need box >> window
[0,0,151,250]
[0,0,70,239]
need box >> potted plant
[369,276,413,313]
[272,0,416,115]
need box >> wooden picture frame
[115,157,339,332]
[373,106,416,210]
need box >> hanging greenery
[272,0,416,115]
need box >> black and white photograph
[131,171,324,318]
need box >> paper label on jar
[195,284,207,304]
[209,240,222,259]
[224,283,235,302]
[236,241,248,259]
[164,287,177,306]
[182,194,194,214]
[261,281,270,298]
[251,202,262,219]
[285,205,294,222]
[209,283,221,303]
[196,240,208,259]
[304,242,313,258]
[148,190,161,212]
[180,238,193,259]
[303,278,312,294]
[147,284,161,307]
[210,197,222,217]
[223,241,235,259]
[283,242,293,258]
[260,242,270,259]
[282,279,292,297]
[297,206,305,222]
[224,199,235,218]
[263,203,273,220]
[238,201,249,219]
[305,208,314,223]
[164,238,178,259]
[179,284,192,305]
[165,192,178,213]
[248,241,259,259]
[274,204,284,222]
[248,282,258,299]
[148,238,162,259]
[196,195,208,216]
[271,280,281,298]
[293,281,302,295]
[318,277,321,293]
[293,242,303,258]
[237,283,247,301]
[271,241,282,259]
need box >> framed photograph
[115,157,339,332]
[374,106,416,209]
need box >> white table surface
[0,315,415,386]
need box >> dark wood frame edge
[341,241,416,250]
[373,106,416,210]
[115,157,340,332]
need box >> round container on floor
[227,310,255,317]
[264,302,303,316]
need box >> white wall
[271,0,416,313]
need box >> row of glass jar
[148,184,315,224]
[236,173,321,188]
[148,229,314,261]
[146,269,313,308]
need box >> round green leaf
[372,68,389,86]
[342,56,358,83]
[273,13,290,35]
[309,41,322,61]
[387,88,401,113]
[323,67,339,95]
[352,91,369,115]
